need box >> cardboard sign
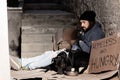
[89,34,120,73]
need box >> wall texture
[8,7,22,56]
[7,0,120,57]
[8,0,120,37]
[65,0,120,36]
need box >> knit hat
[80,10,96,21]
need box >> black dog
[41,50,89,74]
[52,51,71,74]
[41,51,71,74]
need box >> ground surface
[11,69,119,80]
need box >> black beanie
[80,10,96,21]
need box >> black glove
[77,28,84,40]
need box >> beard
[83,21,95,32]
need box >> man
[10,10,105,71]
[72,10,105,53]
[70,10,105,72]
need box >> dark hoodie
[72,21,105,54]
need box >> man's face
[80,20,90,31]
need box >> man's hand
[70,40,76,46]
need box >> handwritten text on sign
[89,35,119,73]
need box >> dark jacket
[72,21,105,54]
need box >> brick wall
[65,0,120,36]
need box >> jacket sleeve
[79,40,91,53]
[79,31,105,54]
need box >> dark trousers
[69,50,90,72]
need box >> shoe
[22,64,30,70]
[10,55,21,70]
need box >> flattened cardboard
[11,69,118,80]
[89,35,119,73]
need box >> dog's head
[52,51,71,74]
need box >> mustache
[77,26,85,32]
